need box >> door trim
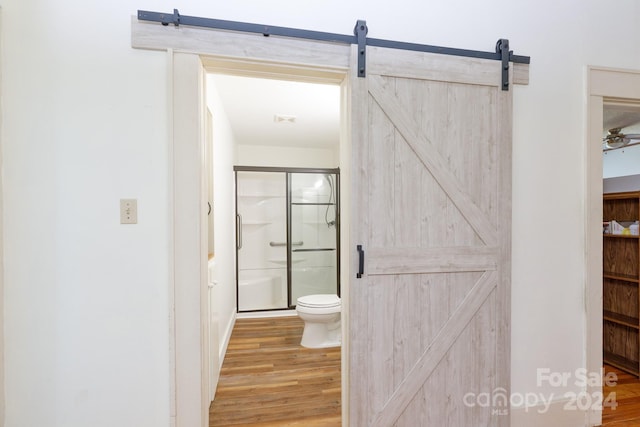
[150,29,351,427]
[0,8,5,427]
[586,66,640,427]
[136,10,530,73]
[169,51,209,427]
[173,55,349,427]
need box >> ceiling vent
[274,114,297,124]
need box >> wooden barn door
[349,45,514,426]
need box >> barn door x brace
[138,9,530,91]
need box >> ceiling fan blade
[606,138,630,149]
[623,133,640,139]
[604,140,640,151]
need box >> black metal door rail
[138,9,530,90]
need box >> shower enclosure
[235,167,340,312]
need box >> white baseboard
[510,399,587,427]
[218,311,236,368]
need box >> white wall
[604,174,640,193]
[603,145,640,178]
[4,0,640,425]
[236,144,338,168]
[2,1,173,426]
[0,6,4,425]
[206,76,237,364]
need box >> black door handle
[357,245,364,278]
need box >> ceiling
[209,76,640,147]
[209,74,340,149]
[604,103,640,136]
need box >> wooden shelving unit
[603,191,640,377]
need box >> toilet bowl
[296,294,341,348]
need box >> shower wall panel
[236,172,288,311]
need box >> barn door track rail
[138,9,530,90]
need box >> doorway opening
[205,71,345,424]
[586,67,640,427]
[601,100,640,425]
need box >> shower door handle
[270,241,303,247]
[236,214,242,249]
[357,245,364,278]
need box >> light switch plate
[120,199,137,224]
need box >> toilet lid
[297,294,341,308]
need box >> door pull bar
[357,245,364,278]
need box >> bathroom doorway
[205,70,345,424]
[235,167,340,312]
[206,71,342,318]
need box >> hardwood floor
[603,365,640,426]
[210,332,640,426]
[209,316,341,426]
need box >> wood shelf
[603,191,640,378]
[604,234,640,239]
[604,311,640,329]
[603,273,640,283]
[604,351,639,377]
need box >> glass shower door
[289,172,339,304]
[236,171,288,311]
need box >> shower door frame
[234,165,341,313]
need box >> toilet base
[299,318,341,349]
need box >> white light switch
[120,199,137,224]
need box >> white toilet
[296,294,341,348]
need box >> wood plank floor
[603,364,640,426]
[211,318,640,426]
[209,316,341,426]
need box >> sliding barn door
[349,46,513,426]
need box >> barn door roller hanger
[137,9,529,90]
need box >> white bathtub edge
[237,309,298,319]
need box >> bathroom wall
[206,77,237,367]
[236,144,338,169]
